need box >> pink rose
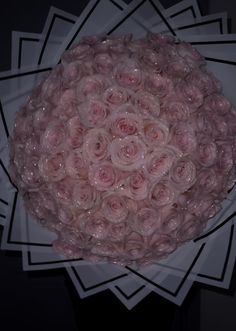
[83,128,111,163]
[145,147,179,180]
[176,212,204,242]
[211,114,228,139]
[170,122,197,154]
[51,177,74,205]
[58,205,74,224]
[40,121,66,152]
[108,110,142,138]
[76,74,107,100]
[127,169,149,200]
[176,42,204,67]
[110,135,146,171]
[197,168,219,194]
[148,233,177,258]
[62,61,82,87]
[13,111,33,140]
[150,180,177,207]
[101,194,128,223]
[67,116,86,149]
[147,32,175,46]
[187,69,219,96]
[115,59,143,90]
[204,94,231,116]
[91,241,123,257]
[33,108,51,132]
[20,156,41,189]
[162,99,190,123]
[161,207,184,235]
[132,90,160,118]
[103,85,131,107]
[145,73,173,98]
[132,207,161,236]
[217,142,234,173]
[143,119,169,147]
[38,151,66,182]
[107,222,129,242]
[53,88,78,120]
[125,231,146,259]
[78,99,109,128]
[170,157,196,191]
[61,43,94,63]
[167,56,190,78]
[177,81,203,111]
[140,48,165,73]
[72,180,98,210]
[81,211,110,240]
[94,52,113,74]
[195,135,217,167]
[88,162,118,191]
[65,148,88,179]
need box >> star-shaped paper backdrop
[1,0,236,309]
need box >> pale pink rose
[53,237,83,258]
[107,222,129,242]
[204,94,231,116]
[25,135,40,155]
[195,135,217,167]
[61,43,94,63]
[91,241,123,257]
[101,194,128,223]
[65,148,88,179]
[33,108,51,132]
[145,147,178,180]
[170,157,196,191]
[187,69,218,96]
[108,110,142,138]
[76,74,107,100]
[145,73,173,98]
[38,152,66,182]
[110,135,146,171]
[127,169,149,200]
[83,128,111,163]
[52,88,78,120]
[187,195,218,219]
[140,48,165,73]
[20,156,41,189]
[62,61,82,87]
[81,211,110,240]
[162,99,190,123]
[58,206,74,224]
[133,90,160,118]
[176,212,204,242]
[148,233,177,258]
[88,162,118,191]
[217,142,234,173]
[51,177,74,205]
[114,59,143,90]
[125,231,146,259]
[143,119,169,147]
[78,99,108,128]
[40,65,62,104]
[132,207,161,236]
[67,116,86,149]
[176,42,204,67]
[94,52,113,74]
[225,108,236,136]
[40,121,66,152]
[177,81,203,111]
[194,112,215,136]
[197,168,219,194]
[72,180,98,210]
[127,38,149,54]
[211,114,228,139]
[170,122,197,154]
[167,56,190,78]
[147,32,175,46]
[103,85,131,106]
[150,180,177,208]
[160,206,184,235]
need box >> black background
[0,1,235,330]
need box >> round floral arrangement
[9,32,236,267]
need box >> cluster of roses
[9,32,236,266]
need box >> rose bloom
[125,231,146,260]
[65,148,88,179]
[88,161,118,191]
[132,207,161,236]
[66,115,86,149]
[103,85,131,107]
[72,180,98,210]
[40,120,66,153]
[38,151,66,182]
[126,169,149,200]
[83,128,111,163]
[78,99,109,128]
[110,135,146,171]
[150,180,177,208]
[101,194,128,223]
[142,119,170,147]
[132,90,160,118]
[115,59,143,91]
[170,157,197,191]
